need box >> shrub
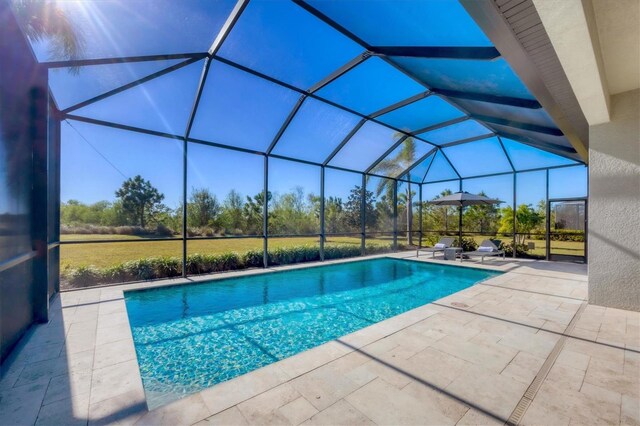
[186,252,242,275]
[124,258,156,280]
[324,244,361,259]
[453,237,478,252]
[499,241,529,257]
[103,263,130,283]
[422,234,441,247]
[550,229,585,242]
[61,243,412,289]
[268,245,320,265]
[152,257,182,277]
[155,223,175,237]
[243,249,264,268]
[65,265,102,288]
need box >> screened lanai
[17,0,588,290]
[12,1,640,424]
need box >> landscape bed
[123,257,501,408]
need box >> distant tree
[437,189,454,231]
[499,204,544,244]
[324,196,345,233]
[188,188,220,228]
[374,194,394,231]
[421,189,458,234]
[221,190,244,232]
[115,175,164,228]
[269,187,317,234]
[462,191,500,234]
[344,185,376,230]
[243,191,271,235]
[307,195,346,236]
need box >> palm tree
[12,0,84,65]
[370,133,419,245]
[437,189,454,232]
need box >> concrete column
[588,89,640,311]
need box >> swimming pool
[124,257,500,408]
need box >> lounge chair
[416,237,455,258]
[461,239,505,263]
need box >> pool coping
[121,253,504,297]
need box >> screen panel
[419,119,492,146]
[305,0,492,47]
[370,138,434,178]
[191,60,300,152]
[21,0,236,62]
[187,143,264,237]
[549,166,588,199]
[365,176,395,232]
[453,98,558,129]
[462,175,511,237]
[401,151,436,184]
[491,124,574,150]
[391,57,535,100]
[218,0,362,89]
[316,57,424,115]
[423,151,459,183]
[272,97,361,163]
[377,96,465,132]
[324,168,363,234]
[74,60,205,135]
[329,121,399,172]
[397,181,419,247]
[515,170,548,259]
[49,59,187,110]
[268,158,320,235]
[443,137,512,177]
[501,138,577,171]
[422,182,459,235]
[60,120,183,241]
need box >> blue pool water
[124,258,500,408]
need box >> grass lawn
[60,235,396,269]
[60,233,584,269]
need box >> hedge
[61,243,396,289]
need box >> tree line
[62,175,554,240]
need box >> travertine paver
[0,253,637,426]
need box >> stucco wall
[588,89,640,311]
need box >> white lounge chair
[416,237,455,258]
[461,239,505,263]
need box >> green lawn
[60,235,396,269]
[60,233,584,269]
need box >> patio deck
[1,254,637,426]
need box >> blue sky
[60,119,587,210]
[45,0,588,212]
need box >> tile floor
[0,253,638,425]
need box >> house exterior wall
[588,89,640,311]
